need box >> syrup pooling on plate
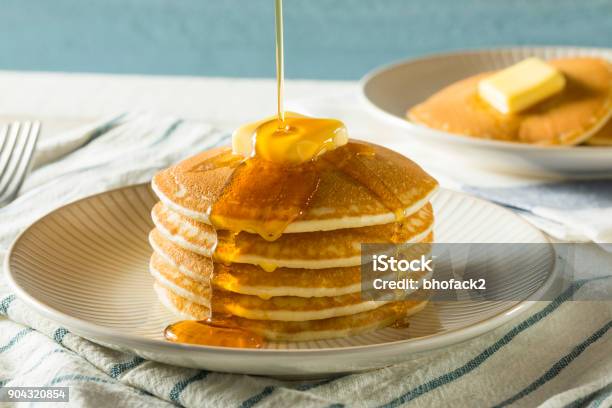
[164,318,265,348]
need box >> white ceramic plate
[6,184,555,378]
[361,47,612,177]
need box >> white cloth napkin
[0,114,610,408]
[289,92,612,250]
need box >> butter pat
[478,58,566,114]
[232,112,348,164]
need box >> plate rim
[5,183,556,357]
[359,45,612,152]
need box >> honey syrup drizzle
[164,318,264,348]
[164,0,410,348]
[275,0,285,123]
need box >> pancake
[154,283,429,341]
[149,228,433,298]
[150,254,430,321]
[152,201,434,269]
[585,117,612,146]
[408,57,612,145]
[152,140,438,234]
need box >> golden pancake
[150,228,433,298]
[152,140,438,234]
[151,201,433,269]
[151,254,428,320]
[409,57,612,145]
[154,283,428,341]
[585,117,612,146]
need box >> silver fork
[0,121,41,207]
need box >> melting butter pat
[232,112,348,164]
[478,58,566,114]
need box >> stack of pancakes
[149,141,438,341]
[409,57,612,146]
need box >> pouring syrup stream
[275,0,285,124]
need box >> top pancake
[152,140,438,233]
[408,58,612,145]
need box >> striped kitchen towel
[0,114,611,407]
[461,178,612,248]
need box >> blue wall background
[2,0,611,80]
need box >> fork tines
[0,121,41,206]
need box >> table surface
[0,70,355,140]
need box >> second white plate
[361,46,612,177]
